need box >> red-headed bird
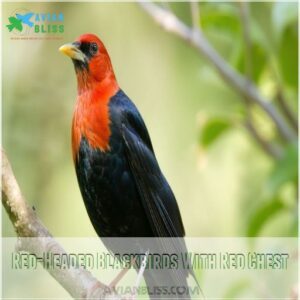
[59,33,198,299]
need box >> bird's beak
[59,43,85,62]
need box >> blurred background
[3,2,298,238]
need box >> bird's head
[59,33,117,92]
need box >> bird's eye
[90,43,98,55]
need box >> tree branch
[1,149,119,300]
[276,88,298,132]
[138,2,296,142]
[236,2,283,158]
[244,114,283,159]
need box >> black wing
[110,90,200,293]
[120,105,185,238]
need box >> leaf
[267,143,298,195]
[278,22,298,89]
[200,4,241,35]
[250,2,276,52]
[199,118,231,148]
[248,144,299,237]
[246,198,285,237]
[235,42,268,82]
[272,2,298,42]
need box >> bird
[16,13,34,27]
[59,33,199,299]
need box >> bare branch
[1,149,119,300]
[2,150,50,238]
[244,112,283,159]
[276,88,298,133]
[269,59,298,133]
[138,2,296,143]
[236,2,282,157]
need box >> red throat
[72,71,119,161]
[69,34,120,160]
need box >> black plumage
[76,89,185,238]
[59,33,199,299]
[75,90,196,299]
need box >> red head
[59,33,118,93]
[60,34,119,160]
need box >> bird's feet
[108,250,149,300]
[131,250,149,300]
[108,256,136,291]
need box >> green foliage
[199,2,298,237]
[199,118,232,148]
[200,4,241,35]
[200,3,242,64]
[236,42,267,83]
[267,143,298,195]
[201,2,298,91]
[278,22,298,88]
[245,144,298,237]
[272,2,298,42]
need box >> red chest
[72,83,119,161]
